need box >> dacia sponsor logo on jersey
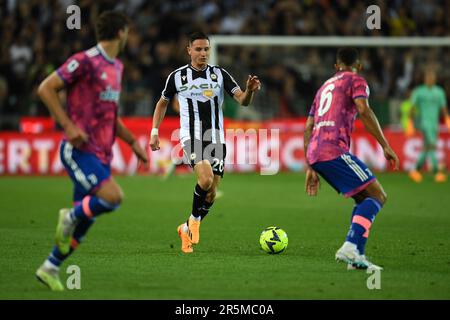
[100,86,120,103]
[179,83,220,92]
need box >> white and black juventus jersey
[161,64,241,144]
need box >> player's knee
[198,174,213,191]
[372,190,387,206]
[379,191,387,206]
[101,188,124,206]
[112,189,124,205]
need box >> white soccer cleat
[36,264,64,291]
[335,241,383,270]
[335,241,360,264]
[347,255,384,271]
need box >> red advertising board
[1,117,449,175]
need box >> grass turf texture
[0,173,449,299]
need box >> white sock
[189,214,201,222]
[44,259,60,272]
[182,223,189,233]
[343,241,358,251]
[68,209,78,224]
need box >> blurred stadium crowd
[1,0,449,129]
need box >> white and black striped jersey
[161,64,241,144]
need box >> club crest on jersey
[101,72,107,80]
[203,89,214,98]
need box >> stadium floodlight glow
[209,36,450,65]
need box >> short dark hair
[336,48,359,66]
[95,11,129,41]
[188,31,209,45]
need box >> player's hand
[131,140,148,165]
[305,168,320,196]
[446,116,450,132]
[149,134,160,151]
[246,75,261,92]
[383,145,399,170]
[64,122,88,148]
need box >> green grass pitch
[0,172,449,299]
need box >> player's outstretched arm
[303,116,314,159]
[233,75,261,106]
[116,118,148,164]
[303,116,320,196]
[37,72,88,148]
[355,98,399,170]
[149,98,169,151]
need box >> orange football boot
[188,218,201,244]
[409,170,423,183]
[435,172,447,183]
[177,224,193,253]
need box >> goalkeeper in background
[407,69,450,183]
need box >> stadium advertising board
[1,118,449,175]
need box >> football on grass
[259,226,288,254]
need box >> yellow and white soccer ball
[259,226,288,254]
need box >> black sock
[190,184,208,220]
[200,201,214,220]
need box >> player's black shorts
[181,139,227,177]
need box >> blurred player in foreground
[304,48,399,270]
[150,32,260,253]
[407,69,450,183]
[35,11,147,291]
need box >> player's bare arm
[303,116,320,196]
[233,75,261,106]
[116,118,148,164]
[149,97,169,151]
[38,72,88,148]
[354,98,399,170]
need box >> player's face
[188,39,210,69]
[425,71,436,86]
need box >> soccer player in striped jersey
[35,11,148,291]
[150,32,261,253]
[304,48,399,270]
